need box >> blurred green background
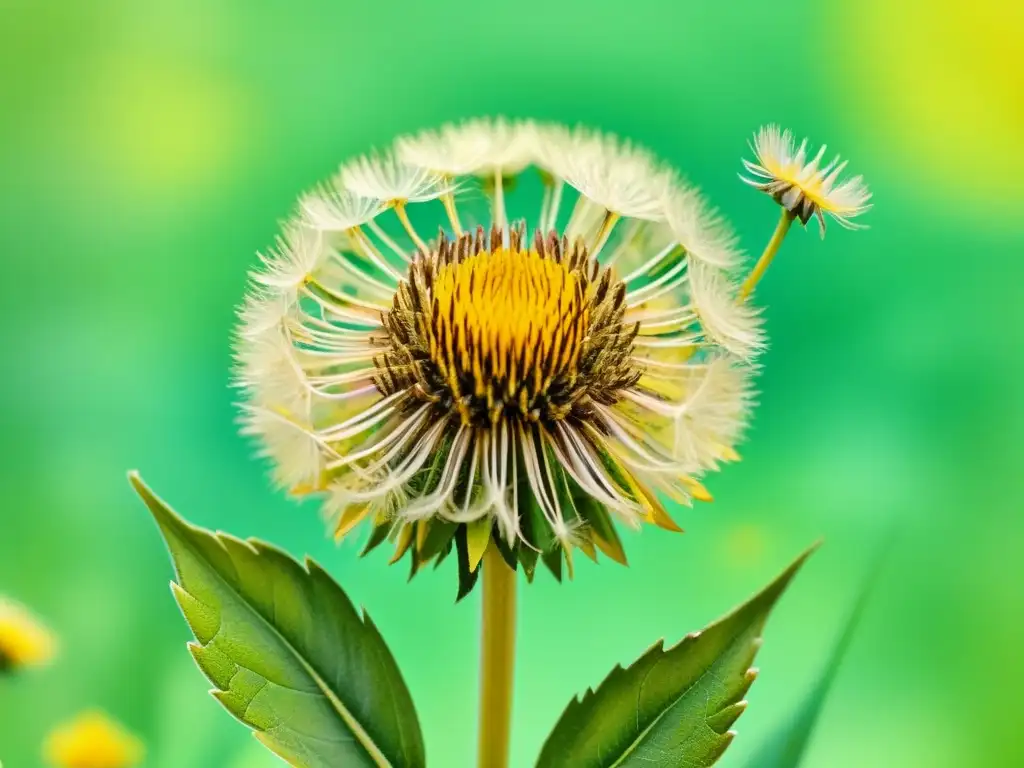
[1,0,1021,765]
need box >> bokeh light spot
[78,53,248,194]
[839,0,1023,217]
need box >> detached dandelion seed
[235,118,762,590]
[741,124,872,236]
[738,124,871,300]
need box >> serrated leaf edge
[130,471,397,768]
[539,542,819,767]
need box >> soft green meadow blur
[1,0,1021,765]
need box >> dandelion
[741,124,872,235]
[739,124,871,299]
[235,118,761,591]
[0,596,57,673]
[43,710,144,768]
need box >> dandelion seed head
[741,124,872,236]
[235,117,763,592]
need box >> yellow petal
[289,478,326,496]
[415,520,432,553]
[389,524,415,565]
[619,468,683,533]
[647,502,683,533]
[576,536,598,563]
[466,518,493,573]
[590,529,628,566]
[717,445,741,462]
[682,477,714,503]
[563,546,576,580]
[333,503,372,542]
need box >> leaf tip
[126,470,151,504]
[754,539,821,609]
[128,472,185,536]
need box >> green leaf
[129,472,426,768]
[746,539,890,768]
[535,543,819,768]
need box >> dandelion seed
[741,124,872,236]
[235,118,761,591]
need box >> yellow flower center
[430,247,590,423]
[763,158,833,210]
[375,225,641,428]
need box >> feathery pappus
[235,118,762,596]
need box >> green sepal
[408,520,458,580]
[407,540,422,582]
[516,489,543,583]
[519,539,540,583]
[129,472,426,768]
[519,470,562,582]
[433,538,455,569]
[541,544,564,581]
[535,542,819,768]
[454,525,479,602]
[419,520,458,562]
[361,520,392,557]
[571,486,628,566]
[409,435,452,498]
[593,446,640,506]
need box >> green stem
[739,209,796,301]
[477,544,518,768]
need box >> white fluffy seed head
[398,117,536,176]
[299,183,383,232]
[238,405,325,491]
[340,151,453,204]
[671,357,757,471]
[664,187,744,270]
[688,259,766,359]
[235,284,294,342]
[541,127,673,220]
[251,221,325,292]
[235,116,767,579]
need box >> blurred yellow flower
[44,711,144,768]
[0,596,57,672]
[742,125,872,236]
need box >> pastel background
[1,0,1021,766]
